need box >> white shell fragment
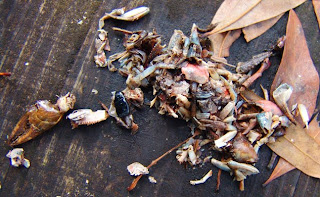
[148,176,157,184]
[127,162,149,176]
[176,149,188,164]
[120,7,150,20]
[211,158,231,172]
[190,170,213,185]
[6,148,30,168]
[227,160,259,177]
[67,109,109,128]
[99,7,150,29]
[247,130,261,144]
[176,94,191,108]
[273,83,293,104]
[272,83,297,123]
[187,145,197,165]
[176,138,198,165]
[56,92,76,113]
[91,89,99,94]
[214,130,237,148]
[219,101,235,120]
[298,104,309,129]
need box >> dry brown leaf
[207,0,261,35]
[218,30,241,57]
[268,124,320,178]
[313,0,320,29]
[266,9,320,185]
[242,14,284,42]
[209,30,241,57]
[209,32,227,57]
[264,116,320,186]
[208,0,246,57]
[208,0,306,35]
[270,10,319,123]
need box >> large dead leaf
[268,124,320,178]
[264,116,320,186]
[208,0,306,35]
[242,14,284,42]
[313,0,320,29]
[270,10,319,122]
[266,9,320,184]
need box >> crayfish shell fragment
[6,148,30,168]
[181,62,209,84]
[67,109,109,128]
[127,162,149,176]
[148,176,157,184]
[272,83,296,124]
[7,93,76,146]
[231,133,258,163]
[297,104,309,129]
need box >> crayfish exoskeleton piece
[107,91,139,134]
[127,162,149,176]
[67,109,109,129]
[99,6,150,29]
[7,93,76,146]
[6,148,30,168]
[272,83,297,124]
[231,133,258,163]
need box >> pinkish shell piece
[181,63,209,84]
[127,162,149,176]
[255,100,283,116]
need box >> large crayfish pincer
[7,93,76,146]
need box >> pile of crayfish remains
[90,10,305,190]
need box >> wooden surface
[0,0,320,196]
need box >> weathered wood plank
[0,0,319,196]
